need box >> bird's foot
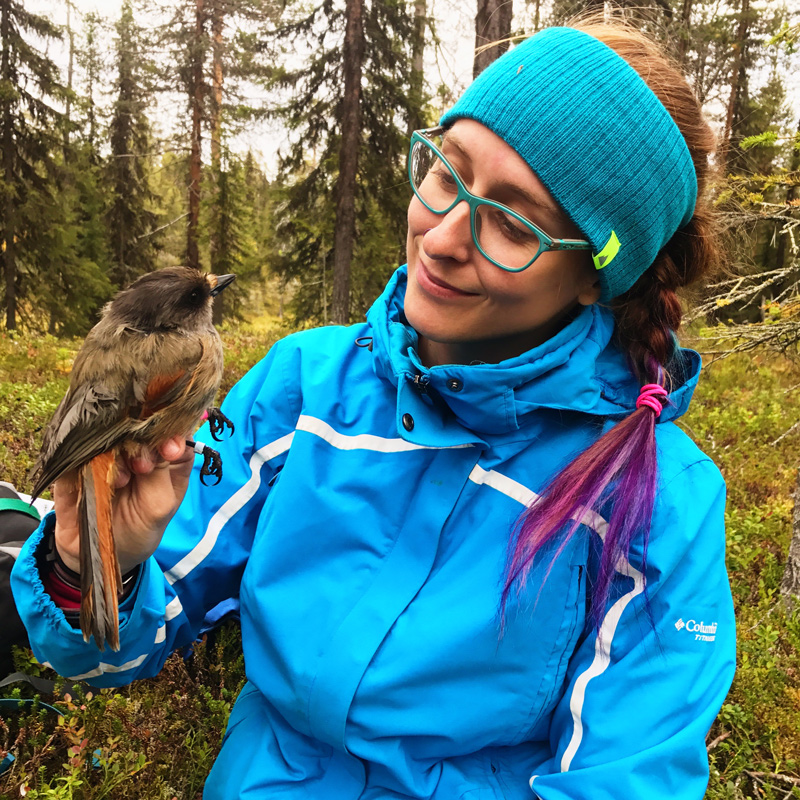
[207,407,235,442]
[187,439,224,486]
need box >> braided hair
[503,19,720,629]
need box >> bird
[31,267,235,652]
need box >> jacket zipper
[412,373,430,395]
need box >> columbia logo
[674,617,718,642]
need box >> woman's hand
[53,436,195,575]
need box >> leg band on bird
[206,408,235,442]
[188,440,224,486]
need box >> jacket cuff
[11,514,154,678]
[36,520,141,622]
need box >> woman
[12,20,735,800]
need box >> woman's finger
[114,458,133,489]
[52,474,82,572]
[126,434,189,475]
[53,473,79,515]
[159,434,190,462]
[168,444,196,498]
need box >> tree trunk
[210,0,225,323]
[186,0,205,272]
[720,0,750,172]
[331,0,364,325]
[406,0,426,137]
[64,0,74,150]
[775,117,800,272]
[676,0,692,63]
[1,0,16,330]
[473,0,512,78]
[322,251,328,324]
[86,16,98,147]
[210,0,223,174]
[2,208,14,331]
[781,469,800,609]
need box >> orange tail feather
[78,451,121,651]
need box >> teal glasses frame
[408,126,592,273]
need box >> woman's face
[404,119,601,367]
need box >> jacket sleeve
[11,337,302,687]
[528,457,736,800]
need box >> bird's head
[106,267,235,332]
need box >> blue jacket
[13,266,735,799]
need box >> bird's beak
[209,274,236,297]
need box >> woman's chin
[404,296,457,345]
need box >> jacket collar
[366,266,700,440]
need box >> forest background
[1,0,800,796]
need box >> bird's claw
[199,447,223,486]
[187,439,224,486]
[207,407,235,442]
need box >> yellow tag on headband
[593,231,620,270]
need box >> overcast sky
[27,0,800,172]
[28,0,479,174]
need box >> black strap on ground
[0,670,96,705]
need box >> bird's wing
[32,334,209,498]
[129,335,220,424]
[131,366,195,419]
[32,382,129,497]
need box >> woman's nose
[422,201,472,262]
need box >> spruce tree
[0,0,65,329]
[205,0,278,320]
[106,0,160,288]
[203,147,264,317]
[70,11,112,312]
[268,0,418,324]
[31,12,114,335]
[29,148,113,335]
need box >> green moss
[684,351,800,798]
[0,626,245,799]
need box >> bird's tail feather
[78,452,121,651]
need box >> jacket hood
[366,266,700,440]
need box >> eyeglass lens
[410,138,543,271]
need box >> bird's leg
[206,407,235,442]
[187,439,223,486]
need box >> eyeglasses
[408,127,592,273]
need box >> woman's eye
[431,165,458,190]
[497,210,536,242]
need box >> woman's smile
[415,256,480,299]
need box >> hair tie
[636,383,668,417]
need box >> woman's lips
[416,259,478,299]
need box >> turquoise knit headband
[440,27,697,301]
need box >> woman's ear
[577,278,602,307]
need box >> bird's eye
[189,289,200,301]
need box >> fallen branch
[689,320,800,359]
[780,469,800,609]
[687,268,800,322]
[707,730,731,752]
[772,420,800,446]
[745,770,800,787]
